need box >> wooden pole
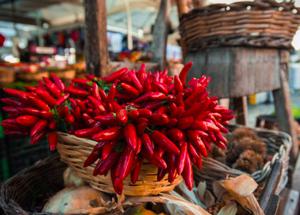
[232,96,248,125]
[151,0,171,70]
[84,0,109,77]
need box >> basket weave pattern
[179,0,300,51]
[195,125,291,194]
[57,132,182,196]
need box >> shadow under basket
[57,132,182,196]
[195,125,291,194]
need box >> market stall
[0,0,300,214]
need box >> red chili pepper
[102,68,128,83]
[19,108,52,119]
[115,146,135,180]
[50,73,65,91]
[43,77,62,98]
[188,131,208,157]
[92,127,120,142]
[188,143,200,162]
[184,88,205,107]
[191,120,208,130]
[182,153,193,190]
[72,78,90,86]
[74,126,101,138]
[67,86,88,97]
[137,109,152,118]
[182,102,204,117]
[93,151,119,176]
[128,70,143,92]
[134,92,167,103]
[177,141,187,174]
[16,115,38,127]
[88,96,106,113]
[30,119,48,137]
[216,141,227,150]
[3,88,29,100]
[137,64,147,86]
[35,88,57,107]
[112,175,123,195]
[141,133,154,155]
[27,95,50,111]
[31,130,46,145]
[137,118,148,135]
[95,113,116,125]
[167,128,184,142]
[154,82,168,94]
[151,130,180,155]
[142,101,164,110]
[99,88,107,101]
[48,120,56,130]
[131,158,142,184]
[1,98,23,106]
[123,123,137,150]
[25,86,37,92]
[107,83,117,102]
[167,118,178,127]
[65,113,75,124]
[116,109,128,124]
[91,83,101,101]
[174,75,184,94]
[55,93,70,106]
[168,157,178,183]
[177,116,194,129]
[84,142,106,167]
[150,152,167,169]
[120,83,140,97]
[48,131,57,151]
[128,109,139,120]
[151,113,170,126]
[179,62,193,85]
[2,106,19,115]
[157,168,167,181]
[101,141,116,160]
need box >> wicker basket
[179,0,300,51]
[0,68,15,84]
[57,132,182,196]
[195,125,291,194]
[0,155,67,215]
[51,69,76,80]
[17,71,49,81]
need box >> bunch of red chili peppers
[1,62,234,194]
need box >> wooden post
[151,0,171,70]
[232,96,248,125]
[272,51,298,163]
[84,0,109,77]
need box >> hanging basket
[57,132,182,196]
[179,0,300,51]
[194,125,291,194]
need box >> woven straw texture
[195,125,291,194]
[179,0,300,51]
[57,132,182,196]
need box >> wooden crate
[186,47,282,98]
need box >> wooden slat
[151,0,171,70]
[84,0,109,77]
[272,56,298,163]
[185,47,281,98]
[276,189,299,215]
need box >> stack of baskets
[179,0,300,51]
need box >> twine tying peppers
[1,62,234,194]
